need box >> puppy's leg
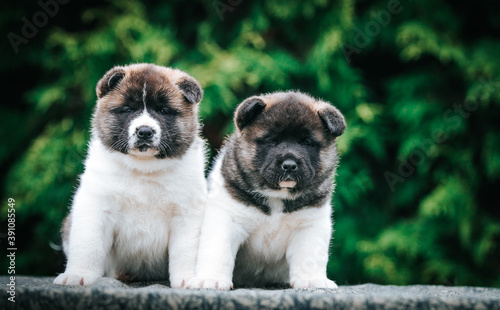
[168,213,203,288]
[187,205,245,291]
[286,223,338,289]
[53,190,113,286]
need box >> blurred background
[1,0,499,287]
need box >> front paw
[291,277,338,289]
[53,272,101,286]
[186,277,233,291]
[170,277,189,289]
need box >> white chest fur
[55,138,207,286]
[192,157,333,288]
[233,197,331,286]
[104,184,177,280]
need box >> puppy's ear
[177,76,203,104]
[96,67,125,99]
[318,105,346,137]
[235,97,266,131]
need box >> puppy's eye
[301,138,315,146]
[160,108,171,115]
[159,107,179,115]
[122,107,133,114]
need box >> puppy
[188,91,346,290]
[54,63,207,287]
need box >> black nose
[137,126,154,139]
[281,159,298,171]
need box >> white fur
[188,154,337,290]
[53,134,207,287]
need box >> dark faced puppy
[222,91,345,214]
[189,91,346,290]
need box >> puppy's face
[234,92,346,192]
[93,64,203,159]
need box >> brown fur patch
[92,63,203,158]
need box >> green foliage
[1,0,499,286]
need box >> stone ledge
[1,276,499,310]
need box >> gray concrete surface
[1,276,499,309]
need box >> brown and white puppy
[54,63,207,287]
[188,91,346,290]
